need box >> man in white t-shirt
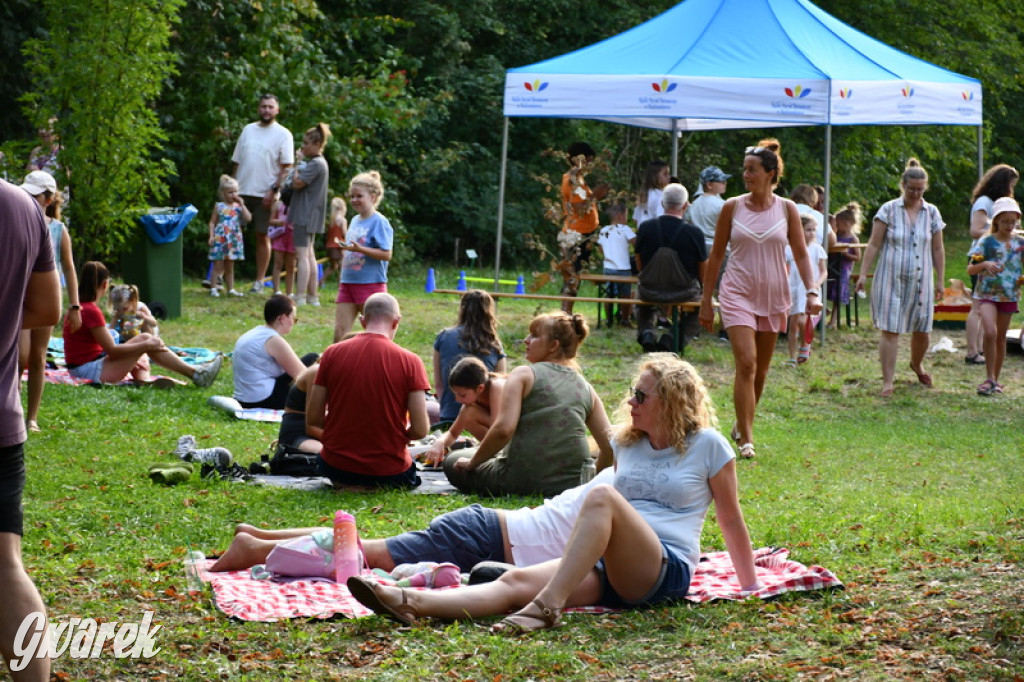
[232,94,294,294]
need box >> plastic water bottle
[333,511,360,584]
[184,550,205,594]
[580,458,596,485]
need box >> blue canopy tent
[494,0,983,287]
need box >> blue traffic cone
[515,275,525,294]
[425,268,436,293]
[456,270,467,291]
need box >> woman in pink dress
[698,139,821,459]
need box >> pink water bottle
[333,511,360,584]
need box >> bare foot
[209,532,276,572]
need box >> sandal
[784,358,798,367]
[491,598,562,635]
[347,576,418,625]
[729,423,742,446]
[797,345,811,364]
[910,365,932,387]
[879,386,894,398]
[738,443,756,459]
[976,379,997,396]
[964,353,986,365]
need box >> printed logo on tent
[838,89,852,99]
[523,80,548,92]
[651,79,677,93]
[784,85,812,99]
[900,86,915,98]
[961,91,974,101]
[833,88,854,118]
[897,85,916,115]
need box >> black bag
[269,441,319,476]
[637,222,702,303]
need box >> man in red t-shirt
[308,293,430,489]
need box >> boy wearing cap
[686,166,731,252]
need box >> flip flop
[797,345,811,363]
[347,576,418,625]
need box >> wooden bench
[431,288,707,355]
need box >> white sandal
[738,443,756,459]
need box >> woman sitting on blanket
[422,356,506,466]
[349,353,760,632]
[233,295,318,409]
[443,311,614,497]
[276,363,322,454]
[62,262,222,387]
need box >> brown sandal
[491,598,562,635]
[347,576,418,625]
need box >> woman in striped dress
[856,158,946,397]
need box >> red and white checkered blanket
[202,547,842,623]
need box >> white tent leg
[820,124,832,346]
[494,117,510,291]
[977,125,984,180]
[670,120,679,177]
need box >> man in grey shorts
[0,179,61,677]
[231,94,294,294]
[210,469,613,574]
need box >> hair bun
[906,158,921,168]
[758,138,781,153]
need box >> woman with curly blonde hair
[350,353,758,633]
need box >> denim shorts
[595,542,692,609]
[68,355,106,383]
[385,504,505,572]
[0,443,26,535]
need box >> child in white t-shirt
[785,214,828,365]
[596,203,636,327]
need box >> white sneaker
[228,289,244,297]
[274,290,283,296]
[191,355,223,388]
[249,282,264,294]
[210,287,220,298]
[293,294,306,306]
[309,296,321,307]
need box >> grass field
[17,237,1024,680]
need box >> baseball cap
[20,170,57,197]
[991,196,1021,220]
[699,166,731,185]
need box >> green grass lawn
[20,249,1024,679]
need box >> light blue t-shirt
[341,212,394,284]
[613,429,734,573]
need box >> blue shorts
[595,542,692,609]
[385,504,505,572]
[603,268,633,299]
[68,355,106,383]
[315,455,420,490]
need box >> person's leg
[334,302,358,342]
[224,260,235,293]
[966,299,983,359]
[909,331,930,379]
[295,244,311,302]
[728,326,758,445]
[752,331,779,407]
[209,532,283,572]
[787,315,800,361]
[284,253,296,296]
[878,331,899,394]
[305,246,319,300]
[529,484,662,610]
[271,250,283,292]
[993,311,1012,383]
[254,234,271,289]
[977,303,998,383]
[24,328,50,427]
[0,444,49,681]
[458,404,493,442]
[211,260,225,293]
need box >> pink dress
[718,196,792,332]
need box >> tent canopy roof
[504,0,981,130]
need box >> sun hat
[20,170,57,196]
[990,196,1021,220]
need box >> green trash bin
[121,205,197,320]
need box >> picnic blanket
[202,546,842,622]
[208,395,284,422]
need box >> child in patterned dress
[207,174,251,297]
[966,197,1024,395]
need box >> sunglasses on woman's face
[630,387,647,404]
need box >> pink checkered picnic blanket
[202,547,842,623]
